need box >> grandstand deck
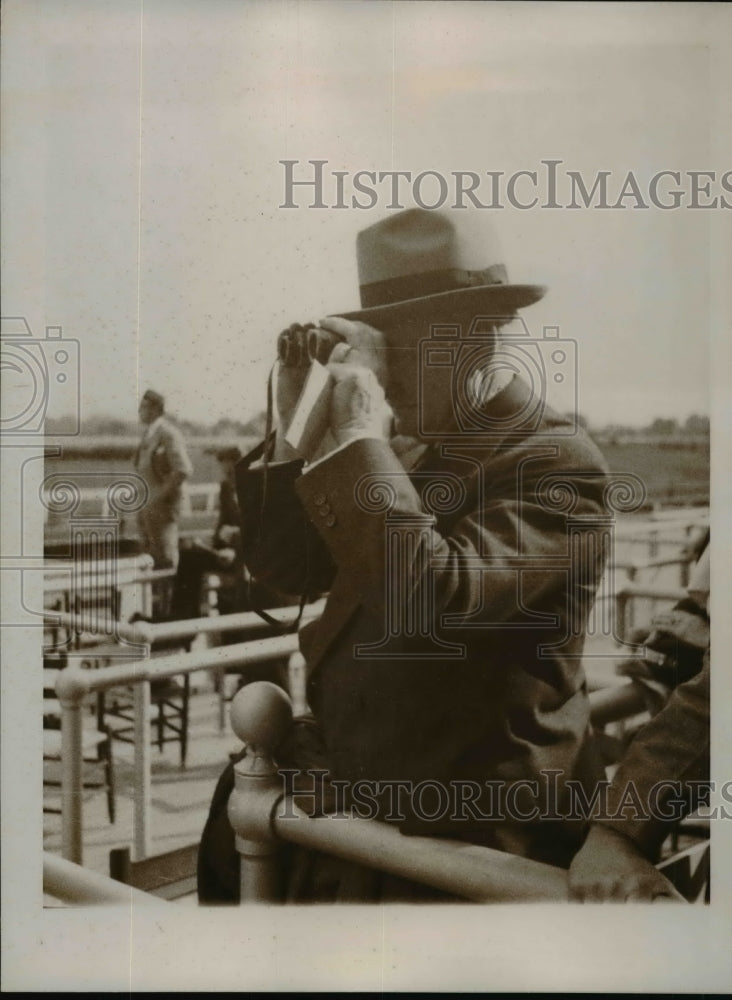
[42,667,308,904]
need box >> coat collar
[413,376,540,479]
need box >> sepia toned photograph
[2,0,731,991]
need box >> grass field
[598,440,709,507]
[43,435,256,485]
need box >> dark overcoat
[198,377,611,901]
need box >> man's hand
[327,362,391,446]
[318,316,388,387]
[217,525,240,548]
[568,825,685,903]
[319,316,392,446]
[273,316,391,461]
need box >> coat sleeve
[295,435,608,627]
[596,652,710,859]
[235,452,336,600]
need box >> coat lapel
[303,438,431,672]
[302,378,535,672]
[302,568,364,672]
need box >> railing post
[623,566,636,639]
[109,846,132,884]
[615,587,628,644]
[133,679,152,860]
[228,682,293,903]
[680,540,692,588]
[287,651,308,717]
[648,528,659,560]
[56,667,89,864]
[141,574,153,619]
[217,666,227,733]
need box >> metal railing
[54,630,304,864]
[223,681,653,904]
[43,483,222,551]
[43,553,153,583]
[44,560,174,638]
[45,598,323,864]
[614,583,687,642]
[220,572,693,905]
[43,852,165,907]
[41,678,655,906]
[43,482,220,525]
[45,558,695,899]
[48,572,681,869]
[614,555,696,589]
[612,515,708,563]
[45,599,325,654]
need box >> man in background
[133,388,193,570]
[169,445,244,620]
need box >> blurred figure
[169,446,245,620]
[615,540,709,714]
[568,538,710,902]
[133,388,193,570]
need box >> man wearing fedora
[198,208,610,902]
[133,388,193,572]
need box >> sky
[2,1,731,430]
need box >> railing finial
[229,681,293,760]
[228,681,293,902]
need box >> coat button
[324,514,337,527]
[313,493,327,506]
[318,503,332,518]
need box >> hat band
[359,263,508,309]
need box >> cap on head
[141,389,165,413]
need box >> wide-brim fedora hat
[339,208,546,326]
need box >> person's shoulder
[555,423,608,475]
[468,378,608,476]
[482,417,607,480]
[524,402,608,475]
[158,417,187,444]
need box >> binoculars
[277,323,344,367]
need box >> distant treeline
[45,412,267,439]
[47,411,709,440]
